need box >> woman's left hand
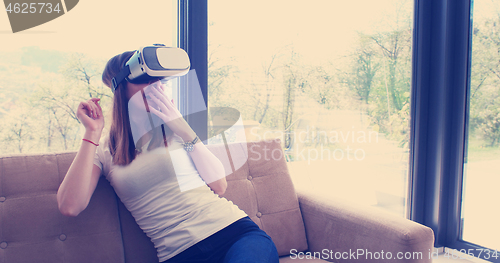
[146,82,196,141]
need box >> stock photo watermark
[289,248,424,261]
[249,125,380,163]
[3,0,79,33]
[288,248,500,261]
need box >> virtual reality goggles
[112,44,190,92]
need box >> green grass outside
[465,137,500,163]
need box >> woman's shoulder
[98,134,111,152]
[94,134,114,176]
[95,134,112,162]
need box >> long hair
[102,51,173,166]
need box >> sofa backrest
[216,139,308,255]
[0,139,308,263]
[0,152,125,263]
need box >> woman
[56,51,279,263]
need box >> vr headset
[112,44,190,92]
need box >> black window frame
[411,0,498,261]
[178,0,208,141]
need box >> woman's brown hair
[102,51,173,166]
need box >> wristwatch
[183,135,199,152]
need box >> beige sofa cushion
[213,139,308,256]
[0,152,125,263]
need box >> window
[207,0,413,216]
[462,0,500,252]
[0,0,177,154]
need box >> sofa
[0,139,434,263]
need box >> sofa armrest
[296,189,434,263]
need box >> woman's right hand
[76,98,105,133]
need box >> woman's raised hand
[146,82,195,141]
[76,98,105,133]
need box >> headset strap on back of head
[112,65,131,92]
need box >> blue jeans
[163,216,279,263]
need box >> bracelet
[82,138,99,146]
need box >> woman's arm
[57,98,105,216]
[146,83,227,195]
[57,131,103,216]
[178,131,228,196]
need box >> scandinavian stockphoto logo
[3,0,78,33]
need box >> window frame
[410,0,470,245]
[410,0,498,261]
[178,0,208,141]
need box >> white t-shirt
[93,134,247,262]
